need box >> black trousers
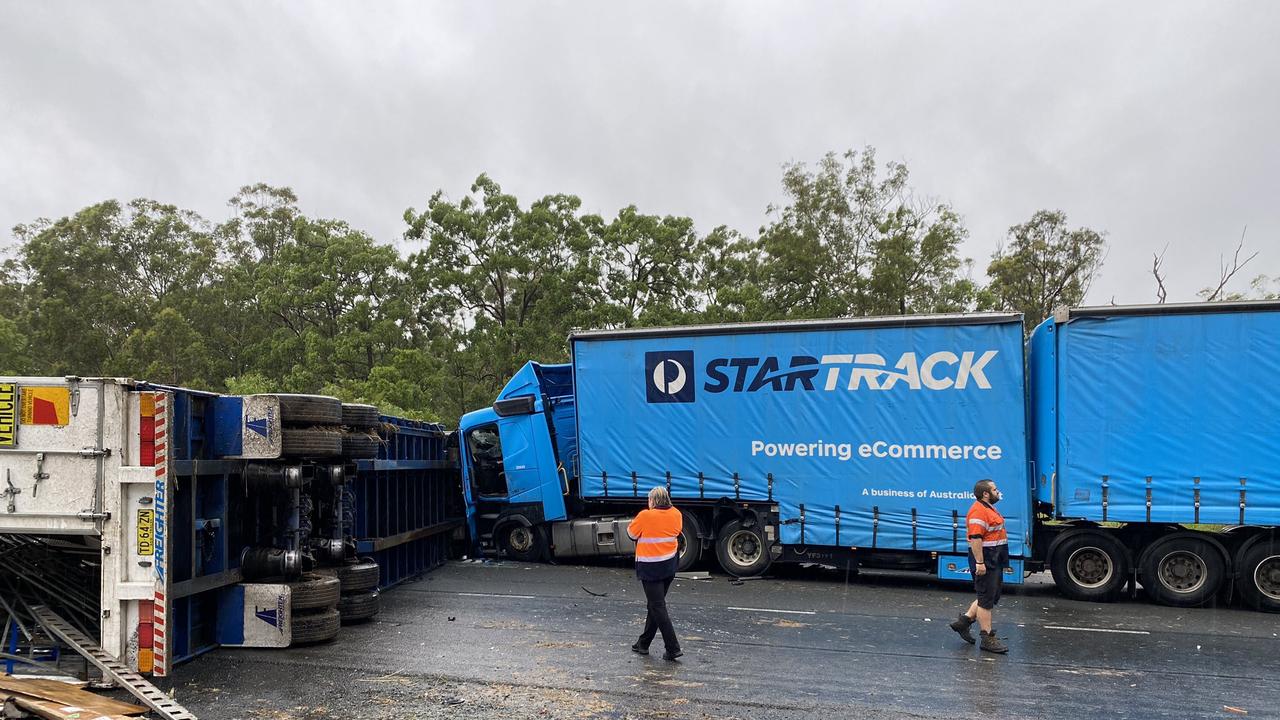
[637,576,679,652]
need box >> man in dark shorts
[949,479,1009,654]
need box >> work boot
[980,630,1008,654]
[663,648,683,661]
[949,613,976,645]
[631,641,649,656]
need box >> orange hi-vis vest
[966,501,1008,547]
[628,507,683,563]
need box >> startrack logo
[645,350,1000,401]
[645,351,696,403]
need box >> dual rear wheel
[1050,530,1258,610]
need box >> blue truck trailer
[460,313,1033,587]
[0,380,463,676]
[1029,301,1280,610]
[459,300,1280,612]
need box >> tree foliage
[986,210,1107,330]
[4,148,1181,421]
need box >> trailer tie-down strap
[951,510,959,552]
[872,506,879,549]
[31,605,198,720]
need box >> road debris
[0,677,145,717]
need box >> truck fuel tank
[549,517,638,558]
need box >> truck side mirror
[493,395,536,417]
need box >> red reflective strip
[153,627,164,639]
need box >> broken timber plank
[0,678,145,717]
[5,694,134,720]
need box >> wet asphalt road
[172,560,1279,719]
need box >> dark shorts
[969,545,1009,610]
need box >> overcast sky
[1,2,1276,304]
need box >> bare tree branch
[1152,243,1169,304]
[1205,227,1259,301]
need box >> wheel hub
[1067,546,1113,589]
[508,527,533,553]
[1256,555,1280,601]
[728,530,761,567]
[1158,550,1206,593]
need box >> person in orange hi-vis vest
[627,486,684,660]
[949,478,1010,654]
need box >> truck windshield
[466,424,507,497]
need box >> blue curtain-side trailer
[459,314,1032,585]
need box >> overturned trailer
[0,377,462,676]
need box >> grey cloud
[1,1,1276,302]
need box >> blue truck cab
[458,362,575,560]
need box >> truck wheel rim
[1256,555,1280,601]
[1157,550,1207,594]
[508,527,533,553]
[727,530,761,567]
[1066,546,1113,589]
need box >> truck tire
[288,573,341,611]
[1049,530,1129,602]
[342,431,381,459]
[500,523,548,563]
[291,608,341,645]
[341,403,381,429]
[1140,535,1227,608]
[282,428,343,458]
[715,518,772,577]
[338,591,381,624]
[676,511,702,572]
[275,394,343,426]
[1235,537,1280,612]
[320,559,380,593]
